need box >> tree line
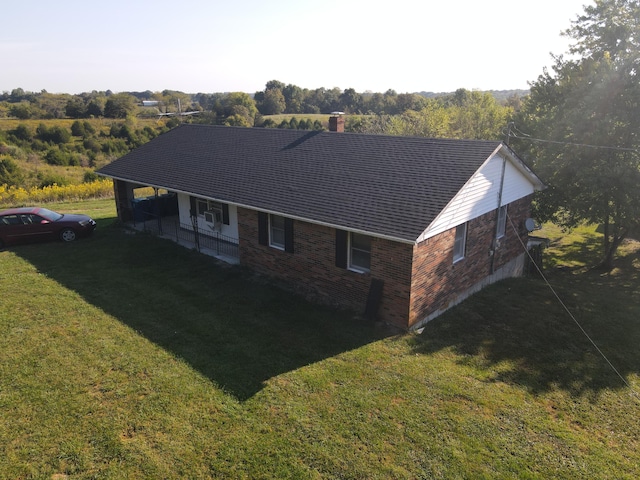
[1,85,523,124]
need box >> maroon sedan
[0,207,96,248]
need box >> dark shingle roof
[97,124,503,242]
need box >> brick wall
[237,207,413,328]
[408,196,531,327]
[492,196,532,271]
[237,196,531,330]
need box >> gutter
[97,172,417,245]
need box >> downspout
[490,133,510,274]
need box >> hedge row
[0,179,113,207]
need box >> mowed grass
[1,201,639,478]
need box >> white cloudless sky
[1,0,591,95]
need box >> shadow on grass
[16,220,391,401]
[411,243,640,398]
[544,230,602,269]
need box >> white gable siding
[500,160,536,205]
[416,154,536,242]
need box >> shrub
[71,120,86,137]
[83,121,96,135]
[9,103,32,119]
[37,124,71,144]
[0,179,114,206]
[39,173,70,188]
[101,138,128,156]
[83,171,99,183]
[83,137,101,153]
[141,126,157,141]
[0,157,24,186]
[45,148,70,166]
[11,124,33,141]
[166,117,180,129]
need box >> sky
[1,0,592,95]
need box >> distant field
[264,113,331,124]
[0,117,163,131]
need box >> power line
[508,213,639,401]
[505,124,640,153]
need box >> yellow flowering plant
[0,179,113,207]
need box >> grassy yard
[1,201,639,478]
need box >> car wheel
[60,228,77,242]
[0,238,4,249]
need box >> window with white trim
[197,199,223,223]
[349,232,371,273]
[497,205,507,238]
[453,223,467,263]
[269,214,285,249]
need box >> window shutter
[258,212,268,245]
[189,196,196,217]
[284,218,294,253]
[335,229,348,268]
[222,203,230,225]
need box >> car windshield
[37,208,64,222]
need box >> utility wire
[504,124,640,153]
[508,213,640,401]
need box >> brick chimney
[329,112,345,132]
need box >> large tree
[104,93,138,119]
[514,0,640,269]
[447,89,511,140]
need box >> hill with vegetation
[0,83,522,195]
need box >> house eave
[496,143,546,191]
[98,172,416,245]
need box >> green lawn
[1,201,638,478]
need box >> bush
[39,173,71,188]
[9,103,32,119]
[83,137,101,153]
[71,120,86,137]
[45,148,70,166]
[11,124,33,141]
[37,124,71,144]
[101,138,129,156]
[83,171,99,183]
[141,126,157,141]
[0,179,114,206]
[0,157,24,186]
[83,121,96,135]
[166,117,180,129]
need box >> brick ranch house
[97,117,544,330]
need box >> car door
[20,213,58,242]
[0,214,28,244]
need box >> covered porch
[130,213,239,264]
[110,179,239,264]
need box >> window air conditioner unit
[204,210,222,231]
